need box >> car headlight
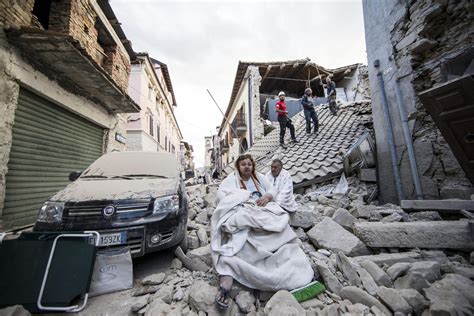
[37,201,64,222]
[153,195,179,214]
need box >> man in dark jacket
[276,91,298,146]
[301,88,318,134]
[326,77,337,115]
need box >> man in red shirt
[276,91,298,147]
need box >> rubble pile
[129,181,474,315]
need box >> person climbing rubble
[325,76,338,115]
[265,159,299,213]
[301,87,319,134]
[211,154,313,310]
[275,91,298,147]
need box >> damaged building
[0,0,140,230]
[215,58,372,191]
[362,0,474,204]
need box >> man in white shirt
[265,159,299,213]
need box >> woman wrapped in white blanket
[211,154,313,310]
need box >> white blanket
[211,172,314,291]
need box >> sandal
[215,286,230,310]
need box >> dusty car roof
[81,151,180,178]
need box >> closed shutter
[2,89,104,230]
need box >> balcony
[220,140,230,153]
[6,27,139,113]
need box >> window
[165,136,168,151]
[156,124,160,143]
[149,115,154,136]
[33,0,52,29]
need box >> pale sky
[112,0,367,167]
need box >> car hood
[50,178,179,202]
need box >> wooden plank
[353,221,474,250]
[401,199,474,211]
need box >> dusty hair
[271,159,283,167]
[235,154,257,179]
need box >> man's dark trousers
[278,115,296,143]
[304,108,319,133]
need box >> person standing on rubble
[326,76,338,115]
[275,91,298,146]
[301,87,318,134]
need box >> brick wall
[103,45,131,92]
[49,0,101,65]
[0,0,34,27]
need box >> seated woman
[211,154,314,310]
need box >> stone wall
[248,66,265,144]
[0,0,34,28]
[363,0,474,203]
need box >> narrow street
[1,0,473,315]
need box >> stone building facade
[126,53,183,158]
[363,0,473,203]
[0,0,139,230]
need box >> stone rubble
[5,179,463,316]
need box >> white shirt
[265,169,299,213]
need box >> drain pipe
[393,77,424,200]
[374,59,405,202]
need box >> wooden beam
[401,200,474,211]
[353,221,474,250]
[262,65,272,81]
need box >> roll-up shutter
[2,88,104,230]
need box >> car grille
[64,199,152,220]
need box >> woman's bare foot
[215,275,233,309]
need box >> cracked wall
[363,0,474,203]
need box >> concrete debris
[356,266,379,296]
[308,217,370,256]
[142,272,166,285]
[408,211,442,221]
[0,305,31,316]
[332,208,358,232]
[360,260,393,288]
[377,286,412,314]
[289,209,322,229]
[264,290,305,316]
[395,289,429,316]
[235,290,256,313]
[353,221,474,250]
[386,262,411,281]
[81,181,474,316]
[336,252,362,287]
[423,274,474,315]
[394,272,430,293]
[339,286,392,315]
[315,261,343,295]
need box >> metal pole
[206,89,245,154]
[394,78,424,200]
[375,61,405,202]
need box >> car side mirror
[69,171,82,181]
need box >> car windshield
[81,152,180,179]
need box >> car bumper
[34,208,187,258]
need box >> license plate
[90,232,127,246]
